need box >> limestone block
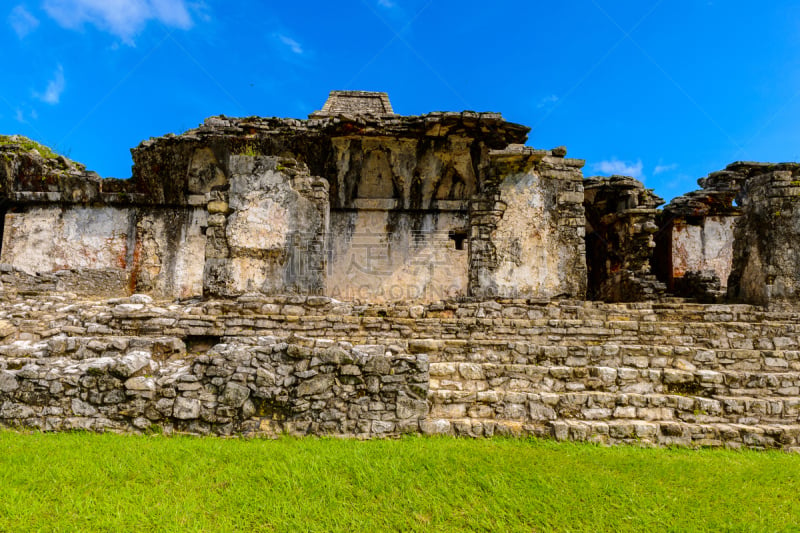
[71,399,98,417]
[112,351,153,378]
[420,418,452,435]
[0,371,19,393]
[297,374,333,397]
[220,382,250,407]
[124,377,156,391]
[173,397,201,419]
[1,402,34,419]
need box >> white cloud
[9,4,39,38]
[278,34,303,55]
[592,158,644,179]
[653,163,678,175]
[34,65,65,105]
[42,0,192,44]
[537,94,559,108]
[14,108,38,123]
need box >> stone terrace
[1,288,799,449]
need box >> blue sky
[2,0,800,202]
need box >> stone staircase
[1,291,799,448]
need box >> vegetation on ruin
[0,432,798,532]
[0,135,60,160]
[238,142,261,157]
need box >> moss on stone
[0,135,60,159]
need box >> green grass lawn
[0,432,798,532]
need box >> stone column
[728,168,800,305]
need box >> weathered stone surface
[220,382,250,407]
[133,208,207,299]
[71,399,97,417]
[173,397,201,420]
[727,166,800,305]
[297,374,334,397]
[584,175,665,302]
[0,93,588,303]
[0,371,19,393]
[470,146,586,299]
[0,206,131,276]
[0,322,429,438]
[1,93,800,449]
[112,351,152,378]
[656,166,744,299]
[0,320,15,339]
[124,376,156,391]
[204,156,327,297]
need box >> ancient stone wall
[656,164,745,300]
[583,176,664,301]
[728,165,800,305]
[469,146,586,300]
[1,291,799,449]
[3,94,800,449]
[2,102,583,304]
[0,330,428,437]
[325,131,475,301]
[203,156,328,297]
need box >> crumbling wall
[326,134,474,301]
[470,146,586,299]
[1,99,591,304]
[728,165,800,305]
[132,208,207,299]
[0,333,429,437]
[583,176,664,301]
[656,165,745,300]
[0,206,132,274]
[203,155,328,297]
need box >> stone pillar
[469,145,586,300]
[728,167,800,305]
[203,155,329,297]
[583,176,664,302]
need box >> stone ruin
[0,91,799,449]
[0,91,586,303]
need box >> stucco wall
[327,209,469,302]
[0,206,132,274]
[133,208,207,300]
[671,216,736,289]
[203,156,329,297]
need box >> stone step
[429,417,800,450]
[4,305,800,341]
[0,336,187,361]
[427,389,800,426]
[429,363,800,397]
[430,345,800,371]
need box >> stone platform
[1,288,799,450]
